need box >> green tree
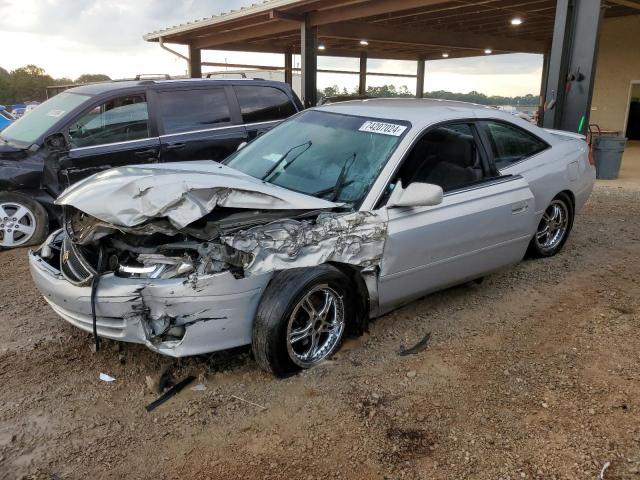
[53,77,74,86]
[75,74,111,84]
[9,65,54,103]
[0,66,13,105]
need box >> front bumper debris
[29,250,272,357]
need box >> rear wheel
[252,265,351,377]
[528,193,574,258]
[0,192,49,249]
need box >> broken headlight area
[36,229,64,264]
[55,206,275,285]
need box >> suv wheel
[0,192,49,249]
[252,265,351,377]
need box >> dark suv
[0,79,303,248]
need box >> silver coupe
[29,99,595,376]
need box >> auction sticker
[359,121,407,136]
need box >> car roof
[315,98,516,127]
[66,78,288,96]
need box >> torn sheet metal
[56,161,339,229]
[223,211,388,276]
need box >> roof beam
[192,20,298,49]
[318,20,547,53]
[308,0,451,25]
[606,0,640,9]
[269,10,305,22]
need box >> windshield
[226,110,409,206]
[0,92,89,146]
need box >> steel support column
[301,15,318,107]
[537,50,551,126]
[542,0,604,133]
[284,49,293,86]
[358,52,367,96]
[188,44,202,78]
[416,58,425,98]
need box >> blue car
[0,106,15,131]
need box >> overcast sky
[0,0,543,96]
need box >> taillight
[588,144,595,166]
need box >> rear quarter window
[234,86,297,124]
[157,88,231,134]
[483,121,548,170]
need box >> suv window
[158,88,231,134]
[484,121,547,169]
[234,86,296,123]
[68,95,149,148]
[394,123,486,192]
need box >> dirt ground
[1,183,639,480]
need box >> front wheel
[252,265,351,377]
[527,193,574,258]
[0,192,49,249]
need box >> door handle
[134,148,158,158]
[163,142,186,151]
[511,202,528,214]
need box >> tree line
[1,64,538,107]
[318,85,539,106]
[0,65,111,105]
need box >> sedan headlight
[117,254,195,280]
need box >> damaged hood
[55,161,339,229]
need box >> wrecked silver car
[29,100,595,376]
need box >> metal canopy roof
[144,0,640,61]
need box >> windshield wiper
[261,140,312,181]
[312,152,357,202]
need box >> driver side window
[68,95,149,148]
[394,123,487,193]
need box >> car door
[153,85,246,163]
[233,85,298,141]
[376,121,536,312]
[45,92,159,194]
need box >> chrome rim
[535,199,569,252]
[286,284,345,368]
[0,202,37,247]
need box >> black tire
[0,192,49,249]
[527,192,574,258]
[252,265,352,377]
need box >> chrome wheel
[535,200,569,252]
[286,284,345,368]
[0,202,37,247]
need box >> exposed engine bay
[40,205,387,288]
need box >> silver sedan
[29,99,595,376]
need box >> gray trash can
[592,135,626,180]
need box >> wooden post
[416,58,425,98]
[301,14,318,107]
[284,48,293,86]
[188,44,202,78]
[358,52,367,96]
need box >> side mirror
[236,141,248,151]
[387,180,443,208]
[43,132,70,153]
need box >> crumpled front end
[29,200,388,356]
[29,229,273,356]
